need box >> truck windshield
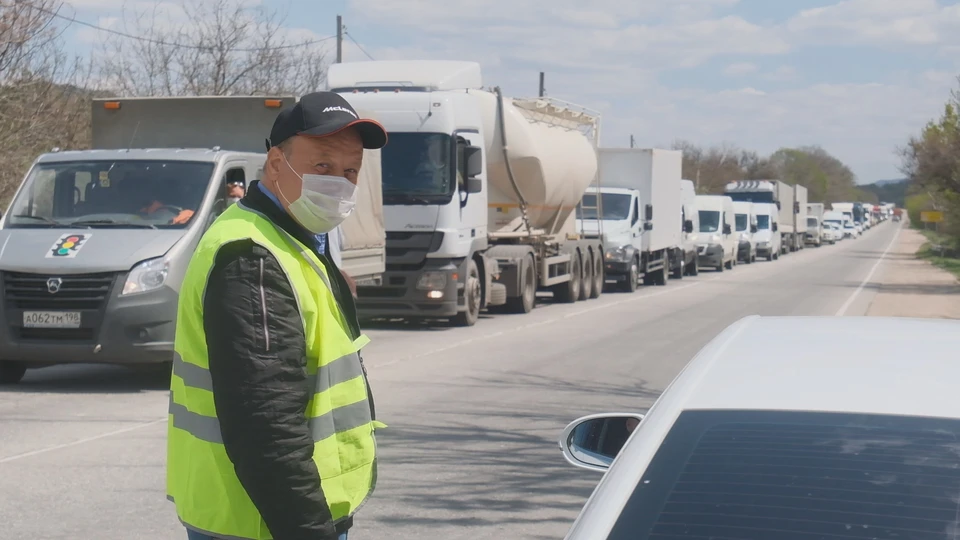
[756,215,770,229]
[577,193,632,220]
[735,214,748,231]
[380,132,455,205]
[6,160,214,229]
[699,210,720,232]
[727,191,774,204]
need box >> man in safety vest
[166,92,388,540]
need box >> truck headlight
[605,247,630,262]
[122,257,168,296]
[416,271,447,290]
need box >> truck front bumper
[0,271,177,366]
[356,260,463,319]
[697,244,724,268]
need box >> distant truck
[724,180,795,255]
[330,60,605,326]
[578,148,684,292]
[793,185,808,250]
[0,96,386,384]
[805,202,824,247]
[679,179,700,276]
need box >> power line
[33,3,336,52]
[344,31,374,61]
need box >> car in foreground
[558,315,960,540]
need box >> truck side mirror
[776,201,781,210]
[645,204,653,221]
[751,224,757,233]
[723,223,732,235]
[643,221,653,231]
[683,220,694,233]
[465,177,482,194]
[461,145,482,178]
[772,223,778,232]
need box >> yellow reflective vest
[166,203,378,539]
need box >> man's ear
[266,146,285,178]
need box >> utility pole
[336,15,343,63]
[538,72,545,97]
[629,134,635,148]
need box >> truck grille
[2,271,117,311]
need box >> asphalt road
[0,222,901,540]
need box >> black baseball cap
[266,92,387,151]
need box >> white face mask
[226,196,241,205]
[279,157,358,234]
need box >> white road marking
[0,418,166,464]
[834,225,902,317]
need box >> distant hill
[860,178,909,206]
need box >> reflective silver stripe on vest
[172,350,364,394]
[169,393,372,445]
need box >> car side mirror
[750,224,757,233]
[683,220,694,233]
[461,145,482,178]
[559,413,645,472]
[643,221,653,231]
[723,223,732,235]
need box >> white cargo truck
[805,202,824,247]
[679,179,700,276]
[330,60,605,326]
[793,184,809,250]
[0,96,385,384]
[724,180,796,255]
[577,148,683,292]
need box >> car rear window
[607,410,960,540]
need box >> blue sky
[61,0,960,183]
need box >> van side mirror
[772,223,779,232]
[559,413,645,472]
[645,204,653,221]
[461,145,482,178]
[683,220,694,233]
[751,224,757,233]
[723,223,732,235]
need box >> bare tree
[0,0,91,204]
[95,0,329,97]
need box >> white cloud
[786,0,960,46]
[724,62,758,75]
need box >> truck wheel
[554,252,581,303]
[578,252,593,301]
[688,257,699,276]
[620,258,639,292]
[589,254,603,299]
[0,361,27,385]
[671,255,684,280]
[505,255,536,313]
[452,259,481,327]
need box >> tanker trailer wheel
[504,254,536,314]
[452,259,481,327]
[554,251,581,303]
[589,253,603,299]
[578,251,593,301]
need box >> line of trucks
[0,60,897,384]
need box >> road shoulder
[866,227,960,319]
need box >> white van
[694,195,737,271]
[733,201,757,264]
[753,202,781,261]
[679,180,700,276]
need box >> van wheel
[0,361,27,385]
[725,258,733,270]
[452,259,481,327]
[688,257,699,276]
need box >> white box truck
[724,180,796,255]
[577,148,684,292]
[793,184,809,250]
[0,96,385,384]
[330,60,605,326]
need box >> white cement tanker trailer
[328,60,605,326]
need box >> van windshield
[699,210,720,232]
[6,160,214,229]
[756,215,770,229]
[380,132,455,205]
[735,214,748,231]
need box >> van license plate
[22,311,81,328]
